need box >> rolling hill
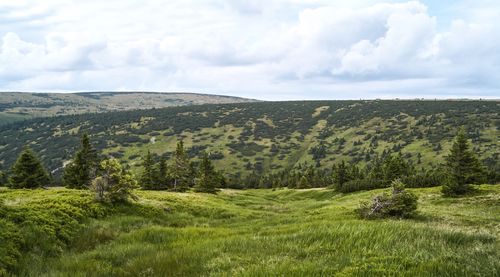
[0,100,498,181]
[1,186,499,275]
[0,91,257,125]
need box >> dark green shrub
[339,178,385,193]
[402,169,446,188]
[357,179,418,219]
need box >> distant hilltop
[0,91,259,125]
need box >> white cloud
[0,0,499,99]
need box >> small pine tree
[139,150,156,189]
[171,140,190,191]
[9,146,50,189]
[63,134,98,189]
[194,152,218,193]
[155,155,169,189]
[333,161,350,190]
[383,153,411,185]
[442,129,485,196]
[91,158,138,203]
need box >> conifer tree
[91,158,138,203]
[156,155,169,189]
[171,140,190,191]
[383,153,411,185]
[9,146,50,188]
[333,161,350,190]
[194,152,218,193]
[442,129,485,195]
[63,134,98,189]
[140,150,156,189]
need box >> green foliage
[63,134,98,189]
[442,129,486,196]
[9,146,50,188]
[332,161,351,190]
[139,150,156,190]
[0,189,110,274]
[0,170,7,186]
[382,153,413,184]
[402,167,446,188]
[194,152,219,193]
[339,178,384,193]
[171,140,191,192]
[91,159,138,203]
[155,155,169,189]
[1,100,498,182]
[357,179,418,219]
[297,175,310,189]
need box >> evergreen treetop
[442,129,485,195]
[9,146,50,189]
[63,133,98,189]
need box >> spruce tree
[383,153,411,185]
[333,161,350,190]
[156,155,168,189]
[194,152,218,193]
[139,150,156,189]
[9,146,50,189]
[442,129,485,196]
[63,134,98,189]
[172,140,190,191]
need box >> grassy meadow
[1,185,499,276]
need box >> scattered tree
[9,146,50,189]
[156,155,169,189]
[63,134,98,189]
[332,161,351,190]
[171,140,191,192]
[194,152,218,193]
[442,129,485,196]
[139,150,156,189]
[91,158,138,203]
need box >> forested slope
[0,100,498,181]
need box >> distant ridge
[0,91,259,125]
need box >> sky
[0,0,499,100]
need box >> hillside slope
[0,100,498,179]
[0,91,257,125]
[1,186,499,275]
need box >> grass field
[1,185,499,276]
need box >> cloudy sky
[0,0,499,100]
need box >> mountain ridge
[0,91,259,125]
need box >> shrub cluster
[357,179,418,219]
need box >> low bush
[357,179,418,219]
[402,169,446,188]
[339,178,385,193]
[0,190,111,274]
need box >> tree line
[0,129,492,201]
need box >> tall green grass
[1,186,498,276]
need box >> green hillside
[0,100,498,180]
[0,91,257,125]
[1,186,498,276]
